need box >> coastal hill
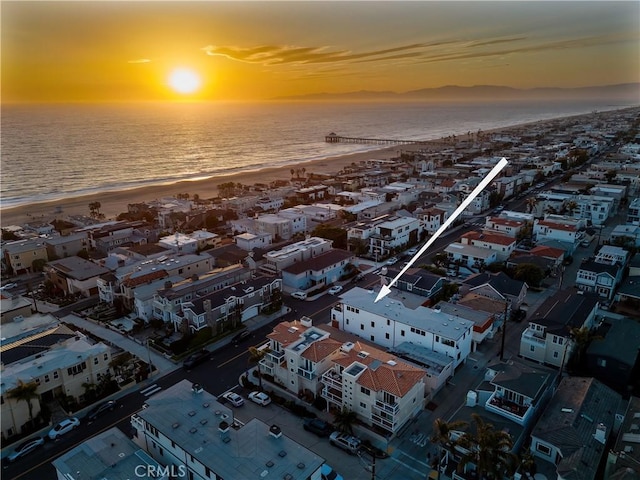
[274,83,640,101]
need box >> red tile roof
[537,220,577,232]
[122,269,168,288]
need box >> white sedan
[328,285,343,295]
[222,391,245,407]
[48,417,80,440]
[248,391,271,406]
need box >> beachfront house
[519,289,599,367]
[331,287,474,369]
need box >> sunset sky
[2,1,638,103]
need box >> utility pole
[500,299,509,361]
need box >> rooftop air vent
[270,424,283,439]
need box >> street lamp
[146,338,153,377]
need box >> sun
[168,68,201,94]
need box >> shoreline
[1,107,632,227]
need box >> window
[536,443,551,456]
[530,345,535,352]
[385,333,390,340]
[360,324,364,330]
[360,402,367,408]
[553,351,559,358]
[361,386,370,395]
[400,330,405,337]
[44,374,50,383]
[387,319,390,326]
[370,321,375,328]
[103,353,109,361]
[370,335,375,342]
[94,357,99,365]
[597,358,607,367]
[53,371,59,379]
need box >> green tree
[513,263,544,287]
[311,224,347,250]
[457,414,517,480]
[248,346,269,390]
[333,407,358,434]
[430,418,468,480]
[88,201,105,220]
[7,380,39,430]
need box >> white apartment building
[261,236,333,274]
[331,287,473,369]
[159,231,220,254]
[234,232,273,251]
[131,380,325,480]
[369,216,422,258]
[444,243,499,269]
[260,318,428,436]
[459,231,517,262]
[417,207,449,235]
[484,217,526,238]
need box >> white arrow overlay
[374,157,508,303]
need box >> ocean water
[0,99,631,209]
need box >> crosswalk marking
[141,384,162,397]
[409,431,428,447]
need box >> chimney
[594,423,607,444]
[269,424,282,439]
[299,316,312,328]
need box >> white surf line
[375,157,508,303]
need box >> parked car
[327,285,343,295]
[6,437,44,463]
[351,273,365,284]
[183,349,211,369]
[85,400,118,422]
[248,391,271,406]
[406,247,418,255]
[303,418,333,437]
[0,282,18,290]
[385,257,398,265]
[329,431,361,454]
[222,391,245,407]
[321,464,344,480]
[291,291,307,300]
[231,329,252,346]
[48,417,80,440]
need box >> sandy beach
[0,143,428,227]
[0,109,613,228]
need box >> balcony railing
[322,386,343,405]
[265,350,285,363]
[522,329,546,346]
[486,393,530,422]
[297,367,316,380]
[371,413,396,432]
[374,399,399,415]
[322,370,343,390]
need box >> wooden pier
[325,132,423,145]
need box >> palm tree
[430,418,468,480]
[525,197,538,214]
[7,380,39,431]
[565,200,578,217]
[457,413,516,480]
[333,406,357,434]
[247,346,270,390]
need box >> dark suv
[86,400,117,422]
[231,329,251,346]
[303,418,333,437]
[183,349,211,369]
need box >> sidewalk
[60,313,177,374]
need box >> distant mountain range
[274,83,640,101]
